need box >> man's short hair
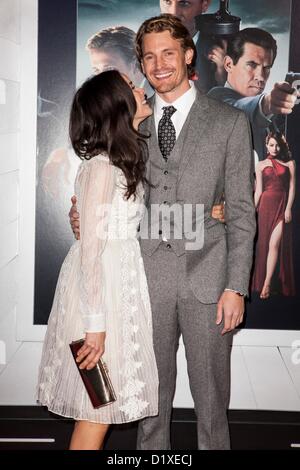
[135,14,197,78]
[86,26,139,70]
[226,28,277,66]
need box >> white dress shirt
[154,82,197,140]
[193,31,200,45]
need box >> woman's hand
[285,208,292,223]
[76,332,106,370]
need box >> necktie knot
[162,106,176,118]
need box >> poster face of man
[159,0,211,35]
[224,43,274,97]
[89,48,129,75]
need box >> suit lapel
[177,91,210,182]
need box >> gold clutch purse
[69,339,116,408]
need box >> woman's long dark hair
[266,131,292,162]
[69,70,149,199]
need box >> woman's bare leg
[260,221,284,299]
[69,421,110,450]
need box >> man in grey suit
[70,14,256,449]
[134,14,255,449]
[208,28,298,162]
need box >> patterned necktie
[158,106,177,161]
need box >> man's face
[160,0,210,36]
[224,42,274,97]
[89,48,129,75]
[141,30,193,101]
[88,47,144,87]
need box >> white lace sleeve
[78,157,115,332]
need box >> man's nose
[156,55,165,69]
[254,66,267,83]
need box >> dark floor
[0,407,300,450]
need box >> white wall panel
[279,347,300,400]
[0,80,20,134]
[229,346,257,409]
[0,0,21,44]
[0,341,42,405]
[0,171,19,226]
[0,257,18,324]
[0,38,20,81]
[0,307,21,375]
[0,133,19,173]
[242,346,300,411]
[0,220,18,268]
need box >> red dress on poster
[251,157,295,296]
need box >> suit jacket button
[166,244,171,249]
[164,170,168,175]
[164,186,168,190]
[158,230,162,235]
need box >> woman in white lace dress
[37,71,159,450]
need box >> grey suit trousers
[136,243,232,450]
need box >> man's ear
[185,48,194,65]
[224,55,234,73]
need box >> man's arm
[216,111,256,334]
[224,111,256,295]
[208,87,271,129]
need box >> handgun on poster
[285,72,300,104]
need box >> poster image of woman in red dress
[251,131,296,299]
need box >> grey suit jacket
[208,86,273,161]
[140,91,256,303]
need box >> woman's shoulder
[85,153,110,165]
[255,160,267,171]
[286,159,296,169]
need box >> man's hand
[262,82,298,116]
[69,195,80,240]
[211,202,225,223]
[216,291,244,335]
[76,332,106,370]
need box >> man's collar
[154,82,197,114]
[193,31,200,45]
